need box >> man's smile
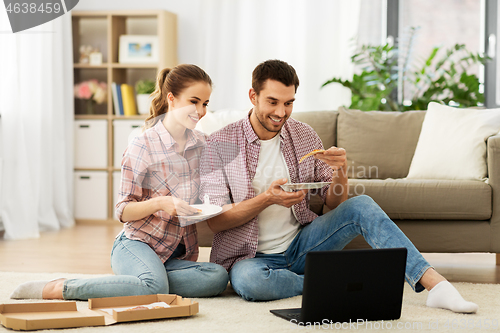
[269,116,284,125]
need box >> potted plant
[135,79,156,114]
[323,27,488,111]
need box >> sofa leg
[497,253,500,266]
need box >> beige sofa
[196,108,500,263]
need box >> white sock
[426,281,478,313]
[10,280,50,299]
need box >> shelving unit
[72,10,178,224]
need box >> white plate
[177,204,223,226]
[280,182,331,191]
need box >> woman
[11,64,229,300]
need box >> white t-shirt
[252,134,300,253]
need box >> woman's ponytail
[144,68,171,129]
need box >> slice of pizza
[188,209,203,216]
[124,305,149,311]
[299,149,325,163]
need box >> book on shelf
[120,84,138,116]
[111,82,124,116]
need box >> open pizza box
[0,294,199,331]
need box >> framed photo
[119,35,159,64]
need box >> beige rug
[0,271,498,332]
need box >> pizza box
[0,302,104,331]
[89,294,199,324]
[0,294,199,331]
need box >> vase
[86,99,96,115]
[136,94,153,114]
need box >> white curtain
[199,0,361,112]
[0,14,74,239]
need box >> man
[200,59,477,313]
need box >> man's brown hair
[252,59,299,95]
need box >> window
[358,0,386,46]
[485,0,500,107]
[368,0,492,107]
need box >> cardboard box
[0,302,104,331]
[89,294,199,325]
[0,294,198,331]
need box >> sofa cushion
[346,179,492,220]
[407,102,500,180]
[291,111,337,149]
[337,107,426,179]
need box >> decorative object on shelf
[79,45,103,65]
[79,45,94,64]
[322,27,489,111]
[119,35,159,64]
[135,79,155,114]
[89,49,103,65]
[74,80,108,114]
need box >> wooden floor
[0,225,499,284]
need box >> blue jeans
[229,195,432,301]
[62,234,228,300]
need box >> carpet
[0,272,499,332]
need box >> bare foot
[42,278,66,299]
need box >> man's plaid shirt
[200,113,333,270]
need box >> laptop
[270,248,407,324]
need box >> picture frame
[119,35,159,64]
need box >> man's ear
[249,88,257,106]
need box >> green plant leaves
[322,28,488,111]
[135,79,156,95]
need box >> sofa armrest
[487,134,500,252]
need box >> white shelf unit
[72,10,178,224]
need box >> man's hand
[205,179,308,233]
[314,147,347,172]
[264,178,308,208]
[155,196,199,216]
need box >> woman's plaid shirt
[116,120,206,263]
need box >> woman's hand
[155,196,199,216]
[121,196,198,222]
